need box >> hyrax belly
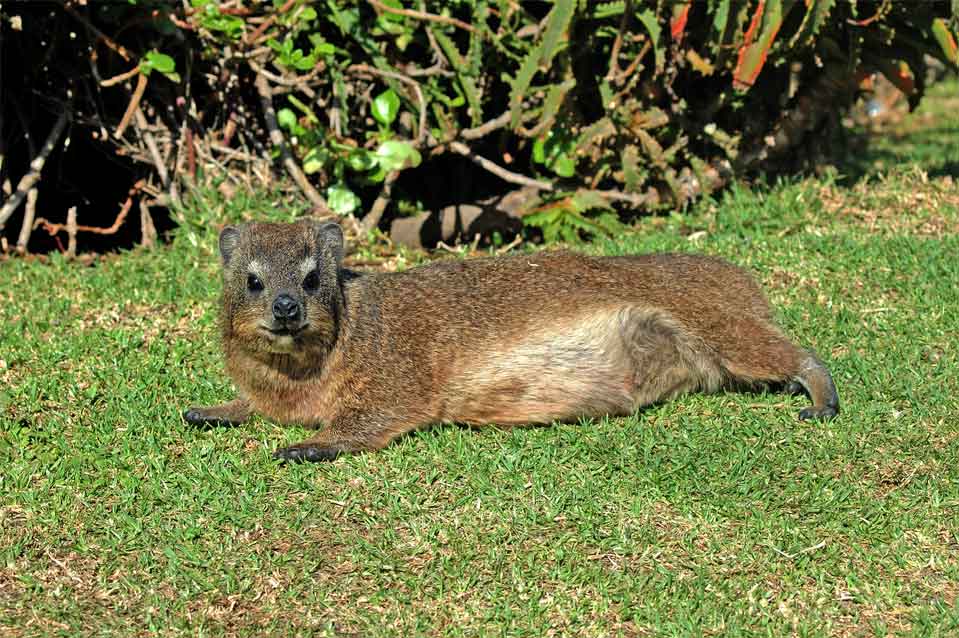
[446,306,726,425]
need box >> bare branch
[448,141,553,191]
[361,170,399,233]
[115,73,147,138]
[247,57,318,98]
[61,1,132,61]
[100,66,140,88]
[366,0,477,34]
[134,109,170,189]
[590,188,659,207]
[0,111,69,230]
[253,74,331,214]
[604,0,632,83]
[460,111,511,140]
[139,199,157,248]
[245,0,298,44]
[66,206,77,258]
[37,185,139,238]
[15,188,39,254]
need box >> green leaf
[372,89,401,127]
[374,140,421,171]
[346,150,377,172]
[533,130,577,177]
[532,138,546,164]
[277,108,297,132]
[551,153,576,178]
[192,1,245,39]
[143,50,175,74]
[569,190,614,215]
[294,56,316,71]
[508,0,575,128]
[302,147,329,175]
[432,29,483,126]
[635,9,664,72]
[267,38,288,54]
[375,0,406,23]
[308,33,337,57]
[326,184,361,215]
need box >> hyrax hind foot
[273,422,400,463]
[273,445,341,463]
[792,352,840,421]
[182,397,251,428]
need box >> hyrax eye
[302,270,320,293]
[247,274,264,293]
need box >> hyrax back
[183,220,839,462]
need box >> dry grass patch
[820,168,959,238]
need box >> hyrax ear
[218,226,241,265]
[312,220,344,266]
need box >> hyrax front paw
[273,445,341,463]
[182,398,251,428]
[798,405,838,421]
[182,408,242,428]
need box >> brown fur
[184,220,839,462]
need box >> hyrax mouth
[261,323,309,338]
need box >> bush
[0,1,956,252]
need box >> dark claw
[798,405,838,421]
[785,381,804,395]
[182,409,240,429]
[273,446,340,463]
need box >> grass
[2,80,958,637]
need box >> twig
[185,126,197,179]
[448,141,552,191]
[134,108,169,188]
[253,74,331,214]
[405,62,453,78]
[460,111,511,140]
[100,66,140,87]
[604,0,632,82]
[0,111,69,230]
[139,198,157,248]
[366,0,477,34]
[361,170,399,233]
[66,206,77,258]
[435,241,464,254]
[590,188,658,207]
[15,188,39,254]
[614,41,652,99]
[494,235,523,255]
[210,144,261,163]
[38,189,137,237]
[247,57,318,98]
[115,73,147,138]
[348,64,428,146]
[61,1,131,61]
[245,0,298,44]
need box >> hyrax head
[218,219,344,354]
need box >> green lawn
[2,82,958,636]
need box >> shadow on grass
[838,131,959,182]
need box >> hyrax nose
[272,294,301,321]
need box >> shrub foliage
[0,1,957,250]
